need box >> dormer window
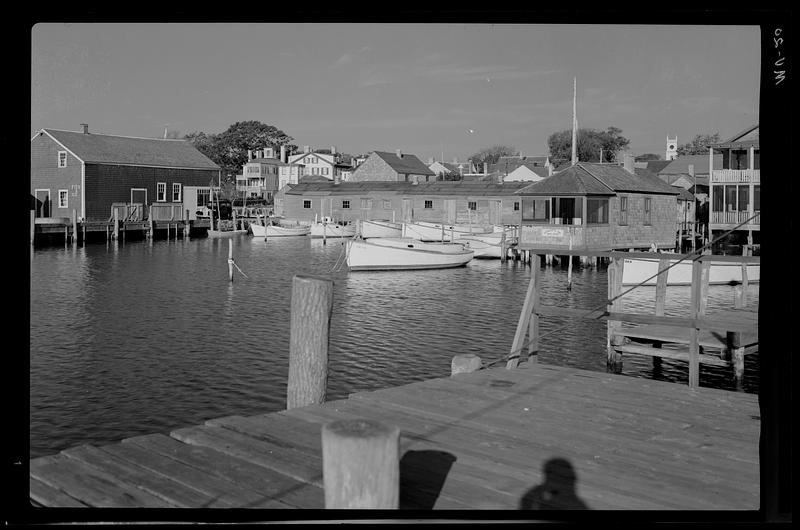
[58,151,67,168]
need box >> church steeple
[666,135,678,160]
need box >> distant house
[236,148,282,201]
[288,146,351,182]
[31,125,220,221]
[490,160,551,183]
[515,155,680,251]
[656,154,722,202]
[349,150,436,183]
[707,124,760,249]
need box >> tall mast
[571,77,578,166]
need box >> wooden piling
[184,209,190,239]
[228,240,234,282]
[71,210,77,245]
[286,274,334,410]
[451,354,482,375]
[30,210,35,245]
[606,257,625,369]
[740,262,749,307]
[688,260,710,388]
[508,256,539,369]
[114,209,119,241]
[566,229,574,290]
[500,228,507,263]
[321,419,399,509]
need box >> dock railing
[501,249,759,389]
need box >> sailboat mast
[571,77,578,166]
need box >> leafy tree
[635,153,662,162]
[676,133,721,156]
[469,145,517,166]
[185,121,297,175]
[547,127,630,165]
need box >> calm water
[29,236,760,458]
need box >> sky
[31,23,761,163]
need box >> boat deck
[30,363,760,510]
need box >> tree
[635,153,662,162]
[676,133,721,156]
[547,126,630,166]
[185,121,297,175]
[468,145,517,166]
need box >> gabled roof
[285,181,530,196]
[658,154,722,175]
[297,174,331,184]
[373,151,436,176]
[711,124,759,149]
[517,163,679,196]
[39,129,220,169]
[489,159,549,177]
[644,160,672,174]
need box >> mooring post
[688,259,710,389]
[286,274,334,410]
[606,256,625,371]
[184,209,190,239]
[566,229,574,290]
[653,257,669,370]
[508,259,539,369]
[114,208,120,241]
[228,239,234,282]
[740,260,749,307]
[500,228,507,263]
[451,354,482,375]
[30,210,35,245]
[321,419,399,509]
[71,210,77,245]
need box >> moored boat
[208,228,248,238]
[622,256,760,286]
[310,217,357,238]
[402,221,494,242]
[357,219,403,238]
[346,237,474,271]
[250,222,310,238]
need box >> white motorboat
[346,237,474,271]
[402,221,494,242]
[357,219,403,239]
[622,256,760,286]
[310,217,357,238]
[250,222,310,238]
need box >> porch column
[749,146,754,170]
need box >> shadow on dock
[519,457,589,510]
[399,450,457,509]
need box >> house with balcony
[708,124,759,251]
[236,148,282,202]
[515,156,680,251]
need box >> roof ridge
[575,162,616,192]
[45,128,187,142]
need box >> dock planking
[28,363,759,511]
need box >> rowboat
[357,219,403,238]
[621,256,760,286]
[402,221,494,242]
[310,217,357,238]
[346,237,474,271]
[250,222,310,238]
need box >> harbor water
[29,236,760,458]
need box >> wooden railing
[149,203,185,221]
[711,169,760,184]
[507,249,760,389]
[712,211,760,225]
[110,203,145,222]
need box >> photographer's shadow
[519,457,589,510]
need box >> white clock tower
[666,136,678,161]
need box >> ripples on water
[29,237,759,458]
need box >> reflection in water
[519,457,589,510]
[30,238,759,458]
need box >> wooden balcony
[711,210,760,226]
[711,169,760,184]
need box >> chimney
[331,146,336,155]
[688,164,695,178]
[304,145,311,154]
[497,172,504,184]
[81,123,89,134]
[396,149,402,158]
[280,145,287,163]
[548,165,554,177]
[247,149,253,161]
[623,153,634,174]
[483,162,488,175]
[264,147,274,159]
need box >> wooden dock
[29,362,760,510]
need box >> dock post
[740,261,749,307]
[321,419,399,509]
[114,209,120,241]
[71,210,77,245]
[286,274,334,410]
[451,354,482,375]
[184,209,190,239]
[566,229,574,290]
[508,256,539,368]
[30,210,35,245]
[689,259,710,388]
[653,258,669,370]
[500,229,507,263]
[725,330,745,387]
[606,257,625,372]
[149,213,154,240]
[228,240,234,282]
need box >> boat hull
[208,229,248,238]
[358,219,403,238]
[622,257,760,286]
[402,221,494,242]
[310,223,356,238]
[250,223,310,237]
[346,237,474,271]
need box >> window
[342,200,350,209]
[513,202,520,211]
[725,185,738,211]
[157,182,167,202]
[586,198,609,224]
[737,185,749,212]
[360,198,372,209]
[468,201,477,211]
[172,183,182,202]
[303,200,312,209]
[753,185,760,211]
[424,200,433,209]
[382,200,392,209]
[643,197,652,226]
[712,186,724,213]
[58,151,67,168]
[619,196,628,225]
[197,188,210,207]
[521,198,550,222]
[322,167,329,176]
[58,190,68,208]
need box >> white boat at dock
[622,256,760,286]
[455,233,515,259]
[402,221,494,242]
[250,222,310,238]
[346,237,474,271]
[310,217,357,238]
[208,228,248,238]
[357,219,403,239]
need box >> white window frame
[172,183,182,203]
[342,200,350,209]
[58,151,67,168]
[157,182,167,202]
[322,167,329,176]
[303,200,312,209]
[382,200,392,209]
[131,188,148,205]
[58,189,68,208]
